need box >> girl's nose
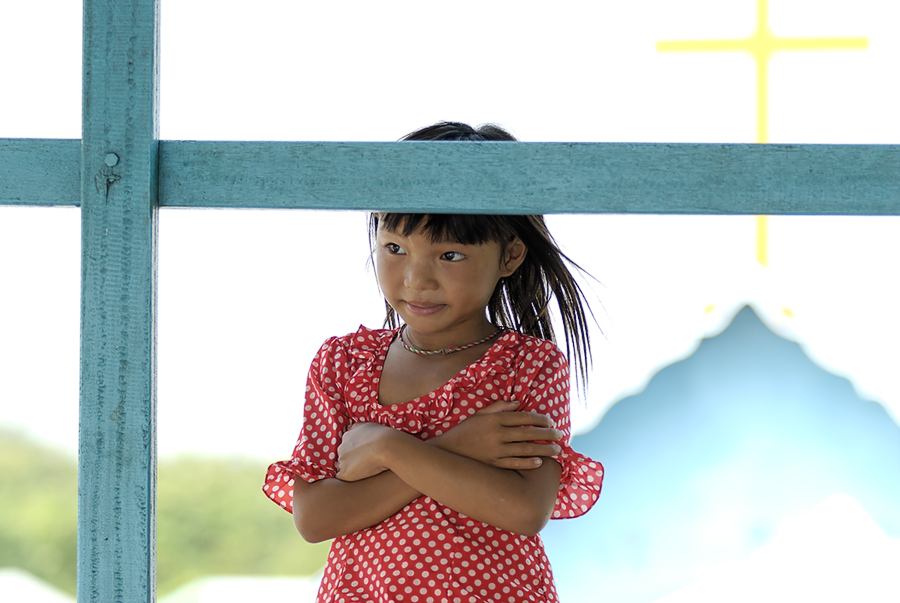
[405,260,438,290]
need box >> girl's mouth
[404,302,445,317]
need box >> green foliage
[156,455,329,595]
[0,430,328,597]
[0,429,78,594]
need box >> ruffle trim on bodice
[342,326,515,434]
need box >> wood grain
[0,139,79,206]
[78,1,159,602]
[4,140,898,214]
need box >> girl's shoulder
[495,330,568,368]
[308,325,398,383]
[496,332,571,399]
[313,325,398,362]
[330,324,397,349]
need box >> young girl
[264,122,603,603]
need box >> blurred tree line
[0,429,328,596]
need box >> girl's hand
[430,400,564,470]
[336,422,405,482]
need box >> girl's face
[374,223,526,347]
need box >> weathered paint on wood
[159,141,900,215]
[0,139,80,206]
[79,0,159,602]
[4,140,900,214]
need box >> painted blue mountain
[542,305,900,603]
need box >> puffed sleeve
[262,336,352,513]
[517,340,603,519]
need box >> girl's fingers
[503,442,563,458]
[503,426,565,443]
[495,410,556,428]
[475,400,520,415]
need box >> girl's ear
[500,238,527,277]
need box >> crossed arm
[291,401,564,543]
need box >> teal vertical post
[79,0,159,601]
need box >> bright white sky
[1,0,899,463]
[3,3,900,602]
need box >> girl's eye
[441,251,466,262]
[385,243,406,255]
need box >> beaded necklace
[399,324,503,356]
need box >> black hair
[369,122,595,388]
[397,121,518,142]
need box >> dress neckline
[374,327,511,407]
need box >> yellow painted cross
[658,0,867,266]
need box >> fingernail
[533,458,542,466]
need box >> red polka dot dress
[264,326,604,603]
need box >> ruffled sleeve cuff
[263,458,335,514]
[551,447,604,519]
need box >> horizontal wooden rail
[0,139,81,207]
[3,139,900,214]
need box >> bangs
[373,214,515,246]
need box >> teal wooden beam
[0,139,80,206]
[4,140,900,214]
[159,141,900,214]
[78,0,159,602]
